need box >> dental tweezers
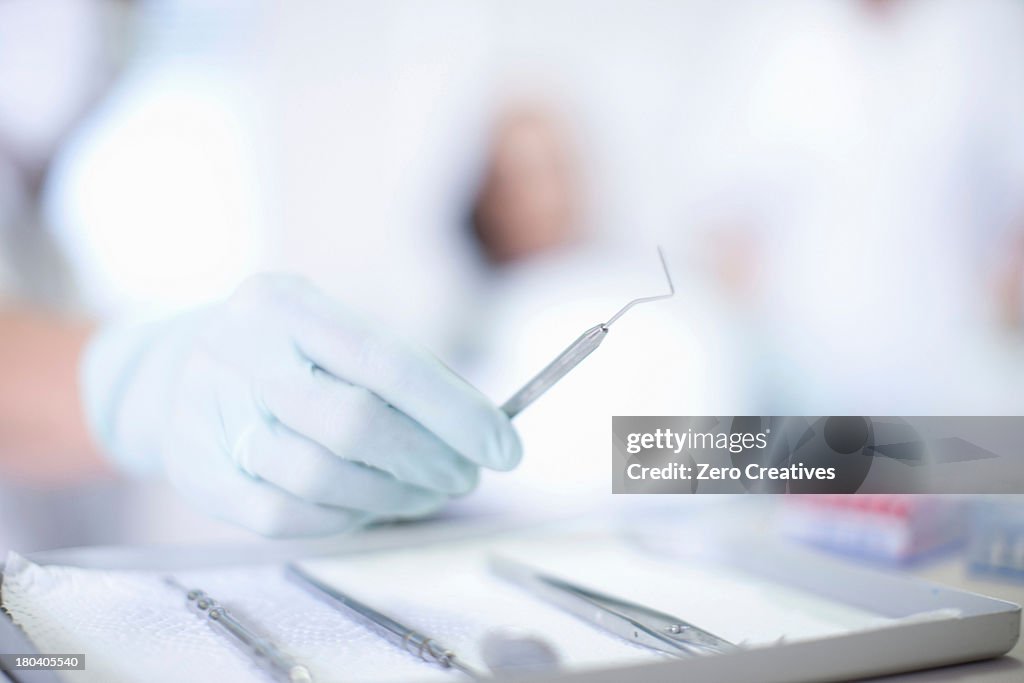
[501,247,675,418]
[489,556,738,658]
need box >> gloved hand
[80,274,521,537]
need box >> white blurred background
[2,0,1024,552]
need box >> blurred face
[472,104,581,265]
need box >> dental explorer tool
[286,564,485,680]
[164,578,314,683]
[501,247,675,418]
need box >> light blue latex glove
[80,274,521,537]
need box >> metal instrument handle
[287,565,483,679]
[501,324,607,418]
[172,582,313,683]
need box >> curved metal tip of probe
[603,246,675,328]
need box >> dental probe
[501,247,675,418]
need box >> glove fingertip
[483,416,523,472]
